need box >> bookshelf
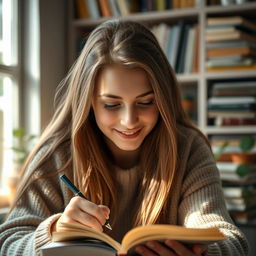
[68,0,256,135]
[68,0,256,229]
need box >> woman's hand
[51,196,110,233]
[135,240,207,256]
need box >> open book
[41,222,226,256]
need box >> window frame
[0,0,21,192]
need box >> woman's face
[92,64,159,155]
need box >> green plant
[11,128,37,165]
[239,135,254,153]
[214,141,229,161]
[215,135,255,161]
[215,135,255,178]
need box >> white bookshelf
[67,1,256,136]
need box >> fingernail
[165,240,173,247]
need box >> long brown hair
[13,19,206,226]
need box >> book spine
[98,0,112,17]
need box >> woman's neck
[113,149,140,169]
[105,138,140,169]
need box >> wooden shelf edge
[205,2,256,14]
[73,8,201,27]
[205,126,256,134]
[205,71,256,80]
[177,73,200,83]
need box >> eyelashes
[104,103,120,109]
[103,101,155,109]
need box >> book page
[52,222,121,251]
[119,225,226,254]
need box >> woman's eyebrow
[99,90,154,99]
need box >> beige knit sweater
[0,126,249,255]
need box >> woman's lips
[115,129,141,139]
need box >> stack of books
[205,16,256,72]
[152,22,199,74]
[207,80,256,126]
[210,135,256,224]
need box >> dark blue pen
[60,174,112,230]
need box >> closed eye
[104,103,120,109]
[138,100,154,106]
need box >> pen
[60,174,112,230]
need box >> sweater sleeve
[178,134,249,256]
[0,146,70,256]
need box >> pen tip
[105,223,112,230]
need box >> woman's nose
[120,106,138,128]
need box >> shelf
[206,126,256,134]
[177,73,200,83]
[205,71,256,80]
[73,7,200,28]
[205,2,256,15]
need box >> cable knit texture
[0,125,249,255]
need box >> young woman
[0,19,248,256]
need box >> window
[0,0,19,192]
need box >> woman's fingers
[73,197,109,225]
[56,196,110,232]
[135,241,176,256]
[192,244,208,255]
[135,240,207,256]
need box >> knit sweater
[0,126,249,255]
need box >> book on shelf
[206,40,256,49]
[217,162,256,173]
[212,145,256,155]
[206,25,255,35]
[167,24,182,68]
[225,196,256,211]
[155,0,166,11]
[207,16,256,32]
[152,23,170,52]
[98,0,112,17]
[140,0,155,12]
[216,117,256,126]
[211,81,256,97]
[85,0,101,19]
[210,135,242,147]
[206,47,256,58]
[176,24,191,73]
[222,185,256,198]
[217,162,256,183]
[165,21,196,74]
[219,171,256,183]
[192,24,199,73]
[174,21,186,72]
[206,64,256,71]
[40,222,226,256]
[208,111,256,120]
[205,30,256,44]
[210,134,256,145]
[108,0,121,16]
[184,25,197,73]
[208,96,256,109]
[74,0,89,19]
[206,58,254,68]
[205,16,256,63]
